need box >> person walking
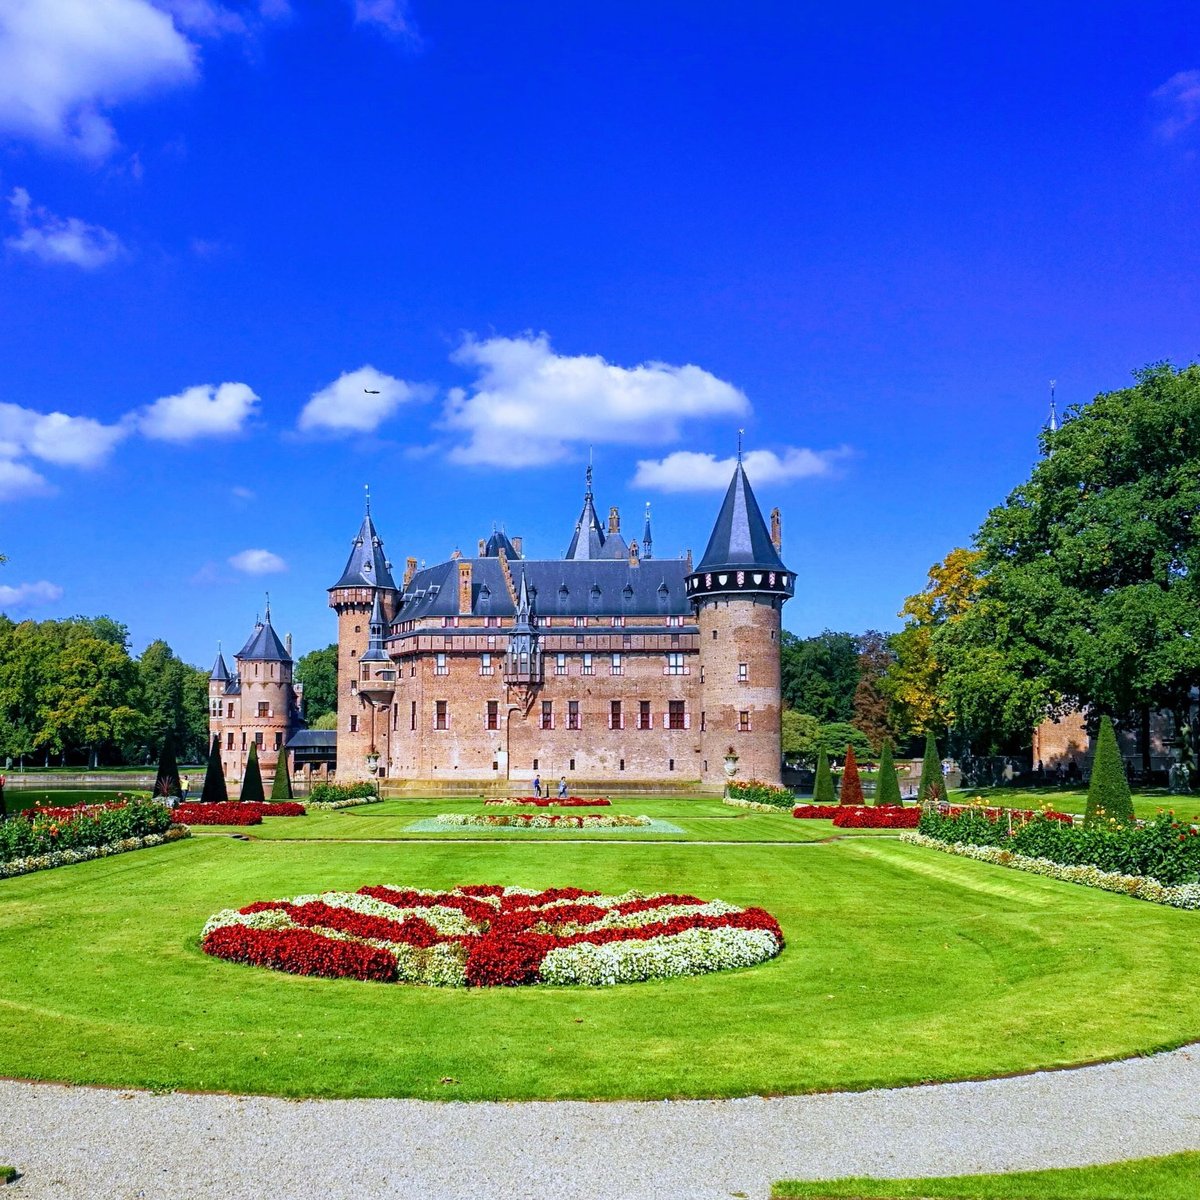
[558,775,568,799]
[532,774,542,798]
[179,774,191,806]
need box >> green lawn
[951,786,1200,824]
[771,1152,1200,1198]
[2,823,1200,1101]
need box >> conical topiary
[240,742,266,805]
[813,747,837,805]
[917,730,944,805]
[1084,715,1134,827]
[153,734,181,801]
[200,734,228,805]
[875,740,903,807]
[270,750,294,800]
[839,744,864,806]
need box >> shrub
[270,753,294,801]
[812,748,837,805]
[153,735,181,801]
[916,731,944,804]
[1085,715,1134,828]
[200,734,228,805]
[240,743,265,805]
[839,745,864,806]
[0,798,174,863]
[307,781,379,804]
[726,779,794,809]
[875,741,903,807]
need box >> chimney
[511,536,523,558]
[404,557,417,587]
[629,540,640,567]
[770,507,782,552]
[285,632,293,657]
[608,506,620,534]
[685,548,692,569]
[478,538,486,556]
[457,560,472,615]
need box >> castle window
[612,615,625,628]
[487,635,496,647]
[350,680,357,693]
[575,634,584,647]
[227,702,234,717]
[669,758,675,771]
[255,731,264,747]
[738,710,752,732]
[350,649,357,657]
[738,663,748,682]
[664,652,686,676]
[274,732,282,750]
[668,616,681,628]
[712,630,718,640]
[619,758,625,771]
[555,653,567,676]
[355,625,361,633]
[574,616,586,628]
[669,700,687,730]
[242,732,247,749]
[393,703,398,731]
[486,700,499,731]
[541,701,554,731]
[254,664,259,677]
[349,715,358,733]
[568,700,581,731]
[700,711,706,732]
[435,652,448,676]
[638,700,651,730]
[257,702,269,717]
[226,732,234,750]
[411,700,416,731]
[610,653,623,675]
[610,700,623,731]
[480,652,493,676]
[569,757,576,771]
[435,701,448,730]
[700,665,705,683]
[582,653,593,675]
[533,758,539,771]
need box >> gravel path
[4,1044,1200,1199]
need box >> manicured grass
[2,830,1200,1100]
[2,787,150,814]
[952,786,1200,824]
[771,1151,1200,1198]
[188,796,896,842]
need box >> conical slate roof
[483,530,520,558]
[331,511,397,590]
[236,613,291,663]
[360,589,391,664]
[696,461,786,573]
[565,491,606,560]
[209,650,230,682]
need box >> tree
[138,640,208,764]
[270,749,294,800]
[885,549,986,740]
[812,747,837,804]
[200,735,228,805]
[1084,715,1134,827]
[296,643,337,723]
[939,364,1200,768]
[916,730,945,804]
[311,710,338,731]
[781,709,822,765]
[240,742,265,804]
[780,630,860,723]
[851,630,896,752]
[153,734,181,801]
[817,721,873,763]
[875,741,903,807]
[839,744,864,806]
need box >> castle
[209,458,793,791]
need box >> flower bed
[943,802,1074,825]
[901,832,1200,910]
[791,804,841,819]
[0,826,191,880]
[724,797,788,813]
[726,779,795,809]
[0,797,175,863]
[306,795,382,810]
[175,803,262,826]
[307,782,379,805]
[484,797,611,807]
[437,812,649,829]
[201,884,784,986]
[832,805,921,829]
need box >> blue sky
[1,1,1198,666]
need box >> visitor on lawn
[532,774,541,798]
[558,776,568,798]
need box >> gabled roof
[483,530,520,558]
[236,614,292,663]
[331,511,397,591]
[209,651,230,682]
[696,461,786,573]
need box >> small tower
[328,491,399,780]
[642,502,653,560]
[229,600,297,785]
[208,646,232,772]
[687,455,794,787]
[565,462,606,560]
[504,570,543,716]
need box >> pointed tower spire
[565,458,606,559]
[209,647,230,682]
[330,494,397,590]
[642,501,653,560]
[1047,380,1059,433]
[360,589,390,663]
[264,591,271,624]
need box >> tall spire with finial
[1047,381,1059,433]
[364,482,371,515]
[737,428,744,463]
[264,592,271,624]
[642,501,653,560]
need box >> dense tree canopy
[938,363,1200,756]
[780,630,860,723]
[296,643,338,722]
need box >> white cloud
[354,1,415,37]
[139,382,259,442]
[0,401,128,467]
[632,446,849,492]
[0,579,63,609]
[231,485,256,501]
[5,187,123,269]
[0,459,52,501]
[229,548,287,575]
[1153,70,1200,141]
[298,365,425,435]
[0,0,196,158]
[442,333,749,466]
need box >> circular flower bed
[437,812,647,829]
[201,885,784,987]
[484,797,611,807]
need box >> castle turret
[328,496,399,780]
[687,458,794,787]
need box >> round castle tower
[687,458,794,788]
